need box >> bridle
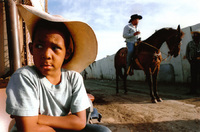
[139,41,170,61]
[166,34,182,57]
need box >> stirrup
[135,58,144,70]
[126,66,131,75]
[127,66,134,75]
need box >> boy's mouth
[41,64,53,70]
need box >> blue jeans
[126,42,135,69]
[80,124,111,132]
[11,124,111,132]
[54,124,111,132]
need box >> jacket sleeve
[123,25,135,39]
[186,43,190,61]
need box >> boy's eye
[52,46,61,50]
[35,44,43,49]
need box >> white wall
[84,23,200,83]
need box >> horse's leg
[146,69,157,103]
[152,70,162,102]
[124,67,128,94]
[116,70,119,94]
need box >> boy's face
[30,27,69,77]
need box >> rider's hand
[134,31,140,36]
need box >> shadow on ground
[85,79,200,105]
[100,119,200,132]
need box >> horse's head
[166,25,184,57]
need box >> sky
[48,0,200,60]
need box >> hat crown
[128,14,142,23]
[130,14,142,19]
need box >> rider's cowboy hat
[17,4,97,73]
[128,14,142,23]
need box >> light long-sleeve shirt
[123,23,139,43]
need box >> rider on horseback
[123,14,142,75]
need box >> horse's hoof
[157,98,163,102]
[151,99,157,103]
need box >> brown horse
[114,25,184,103]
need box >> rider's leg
[126,42,134,74]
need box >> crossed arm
[13,109,86,132]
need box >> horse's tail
[114,47,127,79]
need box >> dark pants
[190,60,200,93]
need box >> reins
[140,41,159,51]
[139,41,171,61]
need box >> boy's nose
[42,48,52,59]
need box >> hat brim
[136,15,142,20]
[128,16,142,23]
[191,31,200,34]
[17,4,97,73]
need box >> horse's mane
[144,27,184,43]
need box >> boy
[6,4,111,132]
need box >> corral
[85,79,200,132]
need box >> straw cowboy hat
[17,4,97,73]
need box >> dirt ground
[84,79,200,132]
[1,78,200,132]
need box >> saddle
[128,41,161,75]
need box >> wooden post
[0,2,5,76]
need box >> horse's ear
[177,25,180,33]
